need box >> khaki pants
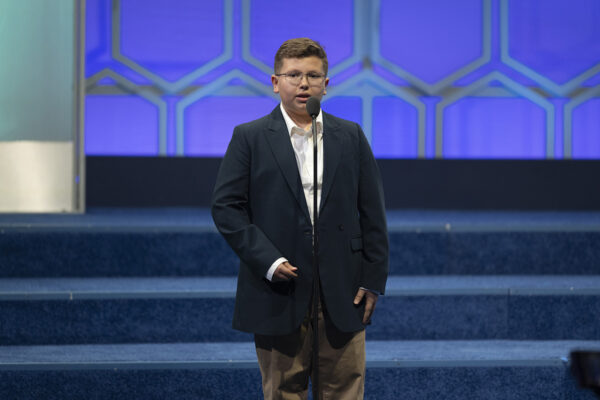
[254,298,365,400]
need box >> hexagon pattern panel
[85,0,600,159]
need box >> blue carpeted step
[2,230,600,277]
[0,277,248,345]
[0,231,237,277]
[2,276,600,345]
[0,340,597,399]
[2,209,600,277]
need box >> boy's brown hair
[274,38,328,75]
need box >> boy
[212,38,388,399]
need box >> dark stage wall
[86,157,600,210]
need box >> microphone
[307,94,321,397]
[306,97,321,118]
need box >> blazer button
[338,224,344,231]
[304,229,312,237]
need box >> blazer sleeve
[356,124,389,294]
[211,126,283,278]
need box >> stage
[1,209,599,398]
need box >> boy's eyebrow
[282,70,323,74]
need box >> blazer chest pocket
[350,237,363,252]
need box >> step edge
[0,358,569,372]
[3,288,600,301]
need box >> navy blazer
[212,105,389,335]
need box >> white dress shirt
[266,104,323,281]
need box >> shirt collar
[280,103,323,137]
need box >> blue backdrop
[85,0,600,159]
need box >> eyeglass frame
[274,71,327,86]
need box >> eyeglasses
[275,72,326,86]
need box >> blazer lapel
[320,112,342,213]
[265,107,312,223]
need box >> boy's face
[271,56,329,124]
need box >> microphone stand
[311,112,320,399]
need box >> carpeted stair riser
[3,295,599,345]
[2,231,600,277]
[0,369,263,400]
[0,366,594,400]
[0,298,248,345]
[0,232,237,278]
[388,231,600,275]
[365,366,595,400]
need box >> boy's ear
[271,75,280,93]
[323,77,329,95]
